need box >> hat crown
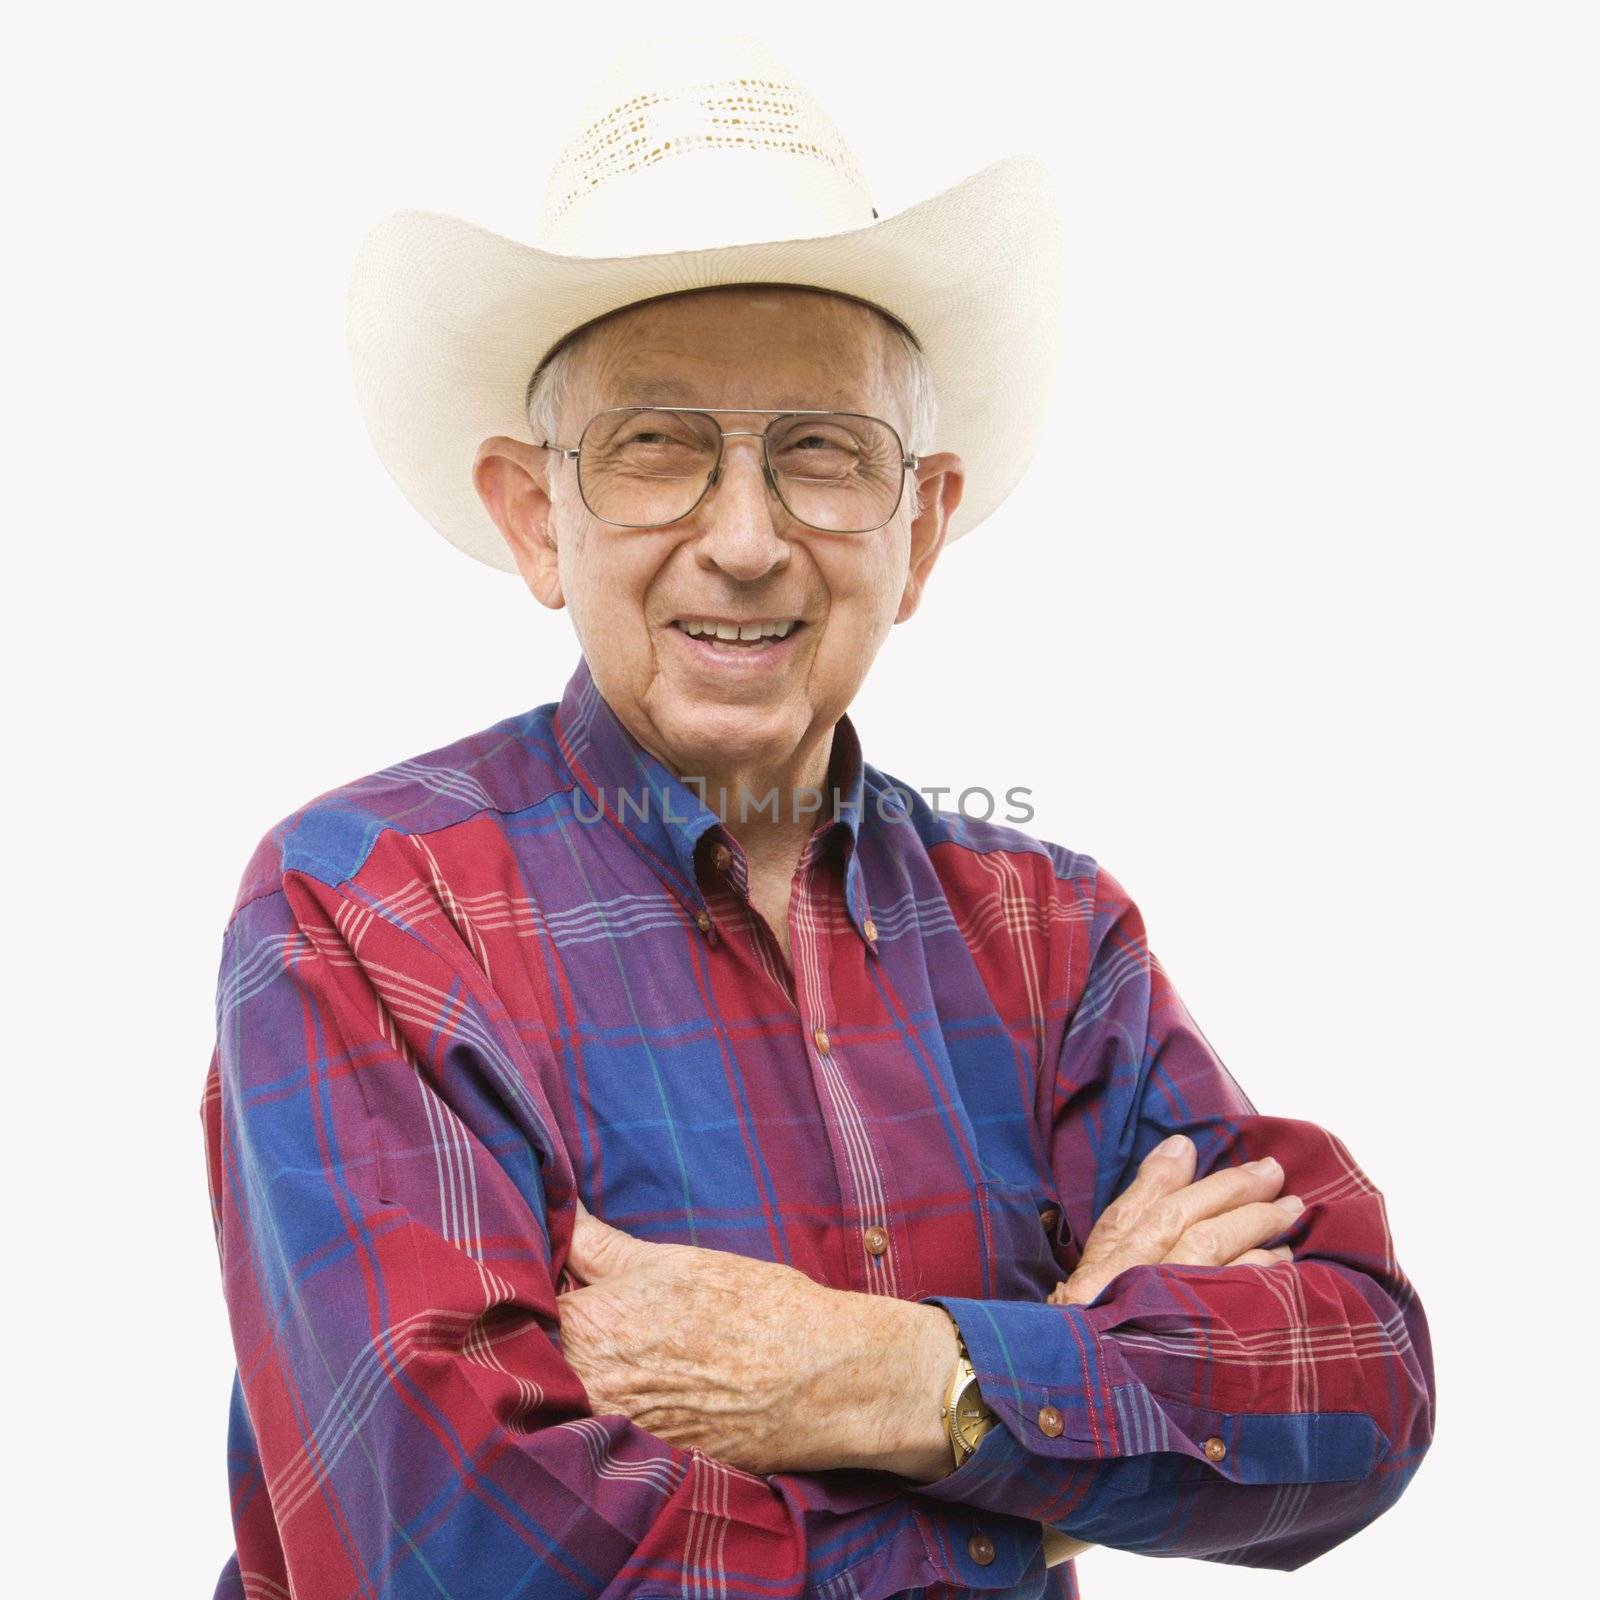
[536,34,876,257]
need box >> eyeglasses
[536,405,920,534]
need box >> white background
[7,2,1594,1594]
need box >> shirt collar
[553,653,876,950]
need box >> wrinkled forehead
[551,284,912,410]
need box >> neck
[664,728,840,881]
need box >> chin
[659,697,802,760]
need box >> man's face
[475,285,962,783]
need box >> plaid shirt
[201,652,1435,1599]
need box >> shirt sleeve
[911,859,1437,1570]
[202,862,1048,1600]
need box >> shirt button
[711,842,732,871]
[812,1027,830,1054]
[968,1531,995,1565]
[1037,1405,1064,1437]
[1204,1435,1227,1462]
[1039,1205,1060,1233]
[862,1225,888,1256]
[863,917,878,941]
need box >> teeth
[678,618,798,641]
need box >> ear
[895,451,964,624]
[473,435,566,609]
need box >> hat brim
[346,153,1062,572]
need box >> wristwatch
[939,1312,998,1468]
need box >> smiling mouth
[668,618,807,651]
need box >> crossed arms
[552,1127,1313,1566]
[204,861,1435,1597]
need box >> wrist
[874,1300,964,1481]
[815,1292,963,1480]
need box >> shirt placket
[700,835,797,1007]
[701,825,911,1299]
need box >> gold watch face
[952,1375,996,1451]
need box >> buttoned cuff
[904,1503,1048,1594]
[911,1292,1197,1530]
[915,1294,1128,1473]
[910,1292,1392,1530]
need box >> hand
[555,1199,928,1477]
[1048,1135,1301,1307]
[556,1199,822,1474]
[1042,1527,1095,1567]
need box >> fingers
[1048,1237,1292,1302]
[1228,1244,1295,1267]
[1060,1135,1197,1274]
[1163,1196,1304,1268]
[1100,1134,1200,1226]
[1078,1141,1290,1267]
[1148,1160,1292,1240]
[1050,1139,1305,1305]
[1100,1138,1286,1248]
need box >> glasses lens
[766,413,906,533]
[578,408,720,527]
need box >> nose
[691,435,791,581]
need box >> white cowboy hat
[345,32,1063,574]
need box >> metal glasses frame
[536,404,922,534]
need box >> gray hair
[524,303,938,521]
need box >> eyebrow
[599,372,865,411]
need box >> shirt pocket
[977,1178,1069,1301]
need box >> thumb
[564,1199,641,1281]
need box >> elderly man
[201,36,1434,1600]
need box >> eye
[604,418,716,472]
[622,420,703,446]
[770,422,864,479]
